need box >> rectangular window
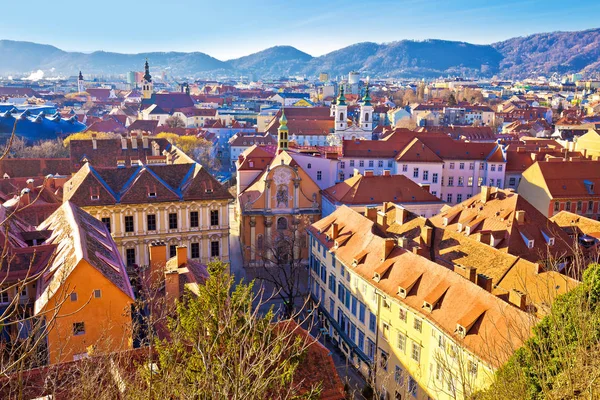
[147,214,156,231]
[411,342,421,362]
[350,323,357,343]
[191,243,200,259]
[413,168,419,178]
[369,312,376,333]
[328,274,336,294]
[402,164,408,172]
[70,292,78,302]
[395,366,404,386]
[491,164,496,172]
[210,210,219,226]
[126,248,136,266]
[329,297,335,316]
[340,161,345,169]
[211,241,220,257]
[409,377,417,397]
[497,179,502,187]
[101,217,111,233]
[359,160,365,167]
[458,176,464,187]
[498,165,503,172]
[468,176,473,187]
[478,177,483,187]
[432,173,438,183]
[446,193,452,203]
[169,213,178,230]
[448,177,454,186]
[93,289,102,298]
[190,211,199,228]
[169,245,177,258]
[337,282,344,302]
[349,160,355,167]
[73,322,85,336]
[577,201,583,212]
[399,307,407,322]
[367,339,376,360]
[589,201,594,213]
[317,171,322,180]
[351,295,357,316]
[378,160,383,168]
[469,163,475,170]
[320,264,327,283]
[380,349,389,371]
[566,201,571,211]
[554,201,560,212]
[449,162,455,169]
[397,332,407,352]
[423,170,429,181]
[459,162,465,170]
[388,160,393,168]
[509,177,516,186]
[414,318,422,332]
[358,330,365,351]
[382,322,390,341]
[457,194,462,203]
[124,216,134,233]
[368,160,374,168]
[359,301,366,323]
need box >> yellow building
[37,202,135,363]
[574,129,600,158]
[63,162,232,267]
[308,206,536,400]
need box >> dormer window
[548,238,555,246]
[148,192,157,198]
[456,324,467,338]
[528,240,534,249]
[91,194,99,201]
[398,287,407,298]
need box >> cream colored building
[63,162,232,267]
[308,206,536,400]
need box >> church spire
[337,85,346,105]
[277,109,289,151]
[362,81,371,106]
[143,58,152,82]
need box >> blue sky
[3,0,600,59]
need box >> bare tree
[164,115,186,128]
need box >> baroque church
[327,84,374,145]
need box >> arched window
[277,217,288,230]
[257,234,264,250]
[364,113,369,122]
[339,112,344,121]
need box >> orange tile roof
[309,206,533,368]
[529,160,600,199]
[322,173,441,205]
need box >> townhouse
[517,159,600,219]
[307,206,536,400]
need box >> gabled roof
[35,202,135,313]
[525,160,600,199]
[322,172,441,206]
[395,137,443,163]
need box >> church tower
[277,109,289,152]
[77,71,85,93]
[334,85,348,131]
[359,82,373,131]
[142,59,153,100]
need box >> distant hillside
[492,28,600,78]
[0,40,231,77]
[1,28,600,79]
[227,46,313,78]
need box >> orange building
[237,112,322,266]
[36,202,135,363]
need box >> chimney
[165,269,180,306]
[515,210,525,224]
[131,133,138,150]
[121,135,127,150]
[395,207,408,225]
[330,222,340,240]
[149,242,168,284]
[26,178,34,190]
[397,236,409,248]
[142,132,149,149]
[382,238,395,260]
[176,246,187,267]
[481,186,491,203]
[421,225,433,247]
[365,207,378,222]
[509,289,527,310]
[454,265,477,283]
[20,188,31,206]
[91,133,97,150]
[376,210,388,230]
[476,274,493,292]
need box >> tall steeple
[77,71,85,93]
[277,109,289,152]
[359,79,373,132]
[333,84,348,132]
[142,58,153,100]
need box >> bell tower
[77,71,85,93]
[142,59,153,100]
[334,85,348,132]
[359,81,373,131]
[277,109,289,152]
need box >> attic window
[90,194,99,201]
[423,301,433,312]
[148,192,157,198]
[528,240,534,249]
[398,287,407,298]
[548,238,555,246]
[456,324,467,338]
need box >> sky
[3,0,600,59]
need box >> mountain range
[1,28,599,80]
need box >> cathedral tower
[142,59,153,100]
